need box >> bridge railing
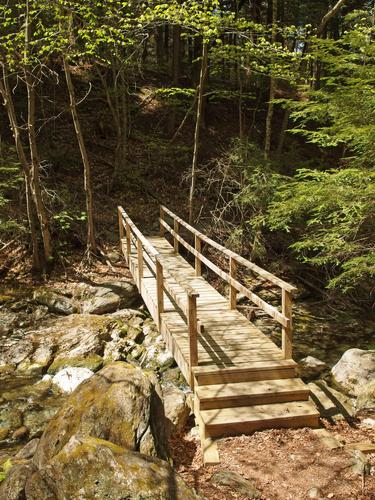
[118,206,199,378]
[159,205,297,359]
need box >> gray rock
[331,349,375,396]
[22,436,199,500]
[0,463,37,500]
[297,356,328,381]
[211,470,261,498]
[82,280,140,315]
[32,362,169,469]
[307,487,324,499]
[162,383,192,436]
[33,289,78,315]
[15,438,40,459]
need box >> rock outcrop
[82,281,140,314]
[2,437,198,500]
[33,362,169,468]
[331,349,375,396]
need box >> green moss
[0,459,12,483]
[48,354,103,374]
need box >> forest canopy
[0,0,374,304]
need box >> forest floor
[2,253,375,499]
[171,420,375,499]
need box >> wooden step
[193,359,297,385]
[196,378,309,410]
[200,400,320,438]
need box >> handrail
[159,205,295,359]
[160,218,290,328]
[118,206,201,369]
[160,204,297,293]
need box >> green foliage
[285,14,375,168]
[0,459,12,483]
[266,168,375,292]
[53,210,87,231]
[207,140,283,260]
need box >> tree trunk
[64,58,97,253]
[264,0,277,160]
[188,43,208,225]
[276,108,290,158]
[24,0,53,265]
[0,66,42,271]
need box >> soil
[170,419,375,499]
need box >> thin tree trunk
[276,109,290,158]
[188,42,208,225]
[24,0,53,264]
[63,58,97,253]
[0,67,42,271]
[264,0,277,160]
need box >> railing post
[137,236,144,287]
[173,219,180,253]
[118,207,124,241]
[160,206,165,237]
[195,235,202,277]
[156,257,164,329]
[125,219,131,265]
[188,291,199,387]
[229,256,237,309]
[282,289,293,359]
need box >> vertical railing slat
[188,292,199,388]
[229,256,237,309]
[156,257,164,330]
[173,219,180,253]
[195,235,202,277]
[125,219,131,266]
[137,236,143,287]
[282,289,293,359]
[160,206,165,237]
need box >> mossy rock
[33,362,169,469]
[47,354,103,374]
[4,436,199,499]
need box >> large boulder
[331,349,375,396]
[33,362,169,468]
[82,281,140,315]
[1,436,199,500]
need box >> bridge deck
[130,236,287,381]
[120,206,319,464]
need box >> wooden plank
[196,378,309,409]
[200,400,320,437]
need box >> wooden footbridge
[118,205,319,464]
